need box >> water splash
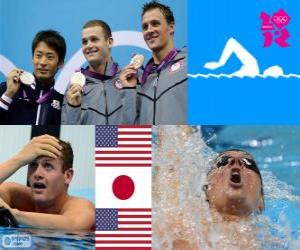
[152,126,300,249]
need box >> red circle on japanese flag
[112,175,135,200]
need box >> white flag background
[96,167,151,208]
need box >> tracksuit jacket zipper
[35,90,43,125]
[103,85,109,125]
[153,72,160,125]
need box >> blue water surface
[0,227,94,250]
[0,188,95,249]
[202,125,300,244]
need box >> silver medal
[71,72,86,87]
[130,54,144,69]
[20,71,35,85]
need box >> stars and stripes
[95,125,152,167]
[95,208,152,249]
[95,125,152,250]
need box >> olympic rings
[273,15,289,24]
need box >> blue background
[188,0,300,124]
[0,0,186,91]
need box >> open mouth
[229,169,242,187]
[33,182,46,189]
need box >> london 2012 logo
[260,9,291,48]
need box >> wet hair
[142,1,175,25]
[82,19,112,39]
[58,140,73,172]
[32,30,66,63]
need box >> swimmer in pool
[0,134,95,230]
[205,149,264,218]
[198,149,264,249]
[153,127,265,249]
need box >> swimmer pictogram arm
[204,38,259,77]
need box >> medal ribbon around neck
[141,48,179,85]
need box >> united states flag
[95,125,152,167]
[96,208,152,249]
[95,125,152,250]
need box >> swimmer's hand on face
[119,66,138,88]
[13,135,63,167]
[66,84,82,106]
[4,69,25,98]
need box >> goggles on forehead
[213,154,261,177]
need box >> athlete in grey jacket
[119,1,187,125]
[61,20,135,125]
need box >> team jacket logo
[51,100,61,110]
[169,62,181,73]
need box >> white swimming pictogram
[189,37,300,79]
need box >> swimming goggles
[213,154,261,177]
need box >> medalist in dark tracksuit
[0,77,63,125]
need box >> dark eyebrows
[142,19,161,26]
[151,19,161,24]
[34,50,56,57]
[28,161,37,167]
[42,157,55,163]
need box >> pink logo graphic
[260,9,291,48]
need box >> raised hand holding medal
[129,54,144,70]
[70,72,86,87]
[66,71,85,106]
[117,54,144,89]
[19,71,36,90]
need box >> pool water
[0,188,95,249]
[202,125,300,247]
[0,227,94,249]
[152,126,300,249]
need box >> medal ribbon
[81,62,119,81]
[36,88,55,104]
[22,87,54,104]
[141,48,178,84]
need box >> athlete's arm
[12,198,95,230]
[0,135,62,184]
